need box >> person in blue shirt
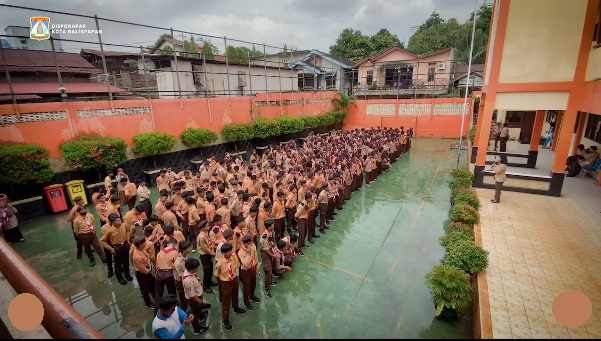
[542,123,555,148]
[152,294,194,339]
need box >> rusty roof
[0,81,128,95]
[0,49,102,74]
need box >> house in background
[3,26,63,52]
[453,64,485,97]
[148,36,225,61]
[251,50,310,68]
[352,46,454,98]
[0,49,127,103]
[80,49,298,99]
[290,50,354,92]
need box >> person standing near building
[499,122,510,152]
[490,155,508,203]
[100,213,132,285]
[0,195,23,245]
[152,294,194,339]
[541,122,555,148]
[492,122,501,151]
[116,168,128,207]
[74,208,107,267]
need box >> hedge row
[221,112,346,142]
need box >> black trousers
[113,242,130,278]
[285,207,296,232]
[135,271,155,307]
[2,227,23,243]
[154,270,176,311]
[72,223,83,256]
[200,254,214,287]
[140,200,152,218]
[188,300,208,333]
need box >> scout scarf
[163,246,176,253]
[275,248,284,266]
[84,215,94,232]
[227,257,236,280]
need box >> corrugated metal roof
[0,94,41,100]
[0,81,128,95]
[0,49,102,74]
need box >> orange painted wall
[0,92,337,158]
[344,97,472,138]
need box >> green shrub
[60,134,127,175]
[449,203,479,226]
[132,132,177,156]
[444,240,489,274]
[0,143,54,184]
[425,264,472,316]
[316,113,336,126]
[468,125,477,144]
[453,187,480,210]
[180,128,218,148]
[450,176,473,198]
[450,169,475,182]
[251,117,281,139]
[221,123,254,142]
[448,222,473,233]
[276,116,305,134]
[329,111,348,122]
[439,229,475,248]
[299,115,319,129]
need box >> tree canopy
[226,45,263,64]
[407,3,492,64]
[329,28,404,62]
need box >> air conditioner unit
[437,62,446,70]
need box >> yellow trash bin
[65,180,87,206]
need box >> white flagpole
[456,0,479,169]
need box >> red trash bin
[44,184,68,213]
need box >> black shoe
[145,304,154,310]
[264,290,272,298]
[250,296,261,303]
[312,234,320,238]
[223,320,233,332]
[193,326,210,335]
[298,251,305,256]
[271,282,277,287]
[308,239,315,244]
[304,244,311,248]
[107,269,114,278]
[89,259,95,267]
[245,303,254,311]
[319,229,326,234]
[125,275,134,281]
[199,311,207,323]
[101,258,107,264]
[324,226,330,229]
[234,308,247,315]
[77,254,82,259]
[203,287,214,294]
[201,303,212,309]
[210,281,219,287]
[118,278,127,285]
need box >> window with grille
[584,113,601,143]
[366,70,373,85]
[428,64,435,82]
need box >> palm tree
[332,91,357,115]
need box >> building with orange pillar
[472,0,601,196]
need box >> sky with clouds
[0,0,488,54]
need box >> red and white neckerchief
[227,257,236,280]
[241,244,256,270]
[182,271,203,289]
[135,213,143,224]
[84,215,94,232]
[285,236,296,258]
[275,248,284,267]
[1,208,9,226]
[163,246,176,253]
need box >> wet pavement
[9,138,471,339]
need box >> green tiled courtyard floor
[10,138,471,339]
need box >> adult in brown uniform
[237,234,261,311]
[130,236,155,309]
[73,208,106,267]
[214,242,247,332]
[67,196,85,259]
[100,213,132,285]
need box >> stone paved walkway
[477,171,601,339]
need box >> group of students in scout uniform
[67,127,411,334]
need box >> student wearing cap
[173,241,192,312]
[73,207,107,267]
[238,234,261,310]
[260,218,277,297]
[154,238,178,311]
[195,220,215,293]
[123,176,138,211]
[214,242,246,332]
[130,236,155,309]
[182,258,211,335]
[272,191,286,241]
[100,213,132,285]
[67,196,85,259]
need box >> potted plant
[452,187,480,209]
[315,113,336,134]
[439,229,475,248]
[299,115,320,136]
[181,127,218,159]
[251,117,281,147]
[449,203,479,226]
[60,134,127,182]
[425,264,472,326]
[332,91,356,128]
[222,122,254,152]
[276,115,305,140]
[443,239,489,275]
[132,132,178,169]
